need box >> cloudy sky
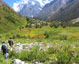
[3,0,51,7]
[3,0,19,7]
[3,0,53,12]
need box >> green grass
[1,26,79,63]
[1,1,79,63]
[0,5,27,34]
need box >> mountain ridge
[37,0,79,21]
[50,0,79,21]
[0,0,26,33]
[13,0,53,17]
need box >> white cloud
[13,0,29,12]
[32,1,35,5]
[13,0,53,12]
[13,3,22,12]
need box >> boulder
[13,59,25,64]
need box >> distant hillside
[0,0,26,33]
[37,0,79,21]
[50,0,79,21]
[36,0,58,19]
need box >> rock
[73,63,77,64]
[14,43,23,52]
[7,42,52,53]
[0,45,1,51]
[13,59,25,64]
[25,63,29,64]
[15,46,23,53]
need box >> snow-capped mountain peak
[13,0,53,12]
[37,0,54,6]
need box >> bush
[16,34,21,38]
[47,47,58,54]
[9,50,18,58]
[57,52,69,64]
[9,50,29,61]
[44,31,53,39]
[0,35,2,38]
[53,35,67,40]
[28,45,48,62]
[9,46,48,62]
[18,51,29,61]
[59,35,67,40]
[0,52,5,63]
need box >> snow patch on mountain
[37,0,53,6]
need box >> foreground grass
[0,26,79,64]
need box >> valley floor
[0,27,79,64]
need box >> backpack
[2,45,7,54]
[8,40,14,46]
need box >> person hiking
[8,37,14,47]
[1,41,7,59]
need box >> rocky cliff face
[50,0,79,21]
[37,0,79,21]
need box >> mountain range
[13,0,53,17]
[0,0,79,34]
[14,0,79,21]
[50,0,79,21]
[37,0,79,21]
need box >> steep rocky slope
[37,0,79,21]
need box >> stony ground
[0,42,52,64]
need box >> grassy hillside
[0,1,26,33]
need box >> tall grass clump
[0,52,5,64]
[57,52,69,64]
[28,45,48,62]
[9,45,48,62]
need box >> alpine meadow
[0,0,79,64]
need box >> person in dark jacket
[8,37,14,47]
[1,41,7,59]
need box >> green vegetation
[0,52,12,64]
[0,4,79,64]
[25,17,79,29]
[0,5,26,34]
[9,45,47,62]
[1,26,79,63]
